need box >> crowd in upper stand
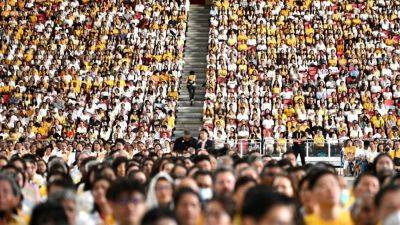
[0,0,190,149]
[204,0,400,149]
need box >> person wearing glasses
[106,178,147,225]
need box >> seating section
[205,0,400,151]
[0,0,189,147]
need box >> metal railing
[222,138,395,166]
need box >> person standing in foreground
[186,71,196,106]
[305,169,353,225]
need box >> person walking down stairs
[186,71,197,105]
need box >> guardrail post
[306,141,309,157]
[328,142,331,158]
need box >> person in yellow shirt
[371,113,385,129]
[283,104,296,118]
[343,140,356,176]
[305,170,354,225]
[314,130,326,156]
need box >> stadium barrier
[224,138,395,167]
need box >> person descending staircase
[174,4,210,139]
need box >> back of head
[106,178,145,201]
[242,185,295,221]
[29,201,70,225]
[141,208,177,225]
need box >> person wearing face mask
[194,170,213,201]
[374,185,400,225]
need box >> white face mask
[199,188,213,201]
[383,210,400,225]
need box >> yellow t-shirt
[389,150,400,159]
[305,210,353,225]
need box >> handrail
[221,138,395,158]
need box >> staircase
[174,5,210,139]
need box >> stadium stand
[0,0,190,151]
[204,0,400,161]
[0,1,400,225]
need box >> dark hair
[277,158,293,168]
[353,172,378,189]
[234,176,257,192]
[47,178,76,193]
[298,173,310,192]
[9,157,27,170]
[213,167,235,182]
[242,185,295,221]
[282,150,296,158]
[0,173,22,197]
[106,178,145,201]
[174,188,201,208]
[307,169,338,190]
[372,153,393,173]
[29,201,70,225]
[193,170,212,180]
[374,184,400,208]
[208,195,236,218]
[194,155,211,164]
[112,157,128,174]
[141,208,176,225]
[46,171,72,184]
[22,154,38,165]
[1,164,26,187]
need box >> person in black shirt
[173,130,198,153]
[292,125,306,166]
[196,129,214,152]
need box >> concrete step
[176,113,203,119]
[179,97,205,101]
[175,7,210,134]
[177,106,203,112]
[176,119,203,125]
[178,101,204,107]
[183,62,208,66]
[180,83,206,87]
[179,89,206,94]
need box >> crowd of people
[204,0,400,154]
[1,141,400,225]
[0,0,190,149]
[2,0,400,224]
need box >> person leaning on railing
[343,140,356,176]
[313,130,326,157]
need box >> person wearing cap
[172,130,198,154]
